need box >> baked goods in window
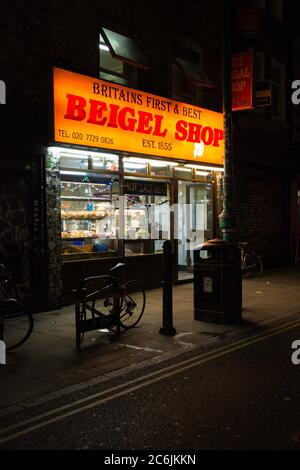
[61,210,108,220]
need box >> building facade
[0,0,299,312]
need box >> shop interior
[49,147,223,281]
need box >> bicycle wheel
[1,299,33,351]
[119,280,146,329]
[243,253,263,277]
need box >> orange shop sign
[231,51,254,111]
[53,68,224,165]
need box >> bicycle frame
[0,265,34,351]
[239,243,263,276]
[75,274,121,349]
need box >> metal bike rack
[74,275,121,350]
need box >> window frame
[99,27,148,87]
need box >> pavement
[1,267,300,417]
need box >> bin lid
[194,238,240,261]
[194,238,237,251]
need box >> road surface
[1,316,300,450]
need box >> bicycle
[0,264,34,351]
[238,242,263,277]
[75,262,146,348]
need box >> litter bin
[193,238,242,324]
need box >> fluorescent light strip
[124,157,178,167]
[184,164,205,169]
[195,171,209,176]
[147,160,178,167]
[61,154,89,160]
[124,157,148,164]
[124,163,147,169]
[61,181,107,186]
[60,171,88,176]
[185,164,224,172]
[175,167,192,172]
[49,146,117,159]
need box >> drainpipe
[219,0,238,242]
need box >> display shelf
[61,217,105,220]
[61,210,108,220]
[61,235,96,239]
[60,178,119,258]
[62,250,118,261]
[61,196,111,201]
[61,236,96,240]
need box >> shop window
[99,27,149,86]
[149,159,176,177]
[174,166,193,179]
[172,62,195,104]
[60,150,119,172]
[122,180,170,256]
[171,37,214,105]
[175,164,215,181]
[59,153,120,260]
[271,58,286,120]
[123,157,148,175]
[60,152,89,170]
[195,170,212,181]
[174,57,214,89]
[123,156,179,177]
[91,153,119,171]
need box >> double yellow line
[1,317,300,445]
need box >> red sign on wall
[231,51,254,111]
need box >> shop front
[47,68,224,306]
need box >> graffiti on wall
[0,172,32,301]
[46,150,62,308]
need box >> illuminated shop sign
[231,50,254,111]
[124,180,167,196]
[53,68,224,165]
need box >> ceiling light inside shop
[124,162,147,169]
[48,146,117,159]
[124,157,148,164]
[184,164,206,169]
[91,152,117,158]
[61,153,89,160]
[147,159,178,167]
[175,167,192,172]
[195,171,209,176]
[123,157,178,167]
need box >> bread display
[61,210,108,220]
[60,180,118,244]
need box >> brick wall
[236,170,291,267]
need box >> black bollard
[159,240,177,336]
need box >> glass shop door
[177,181,214,281]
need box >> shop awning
[100,27,149,70]
[174,57,215,88]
